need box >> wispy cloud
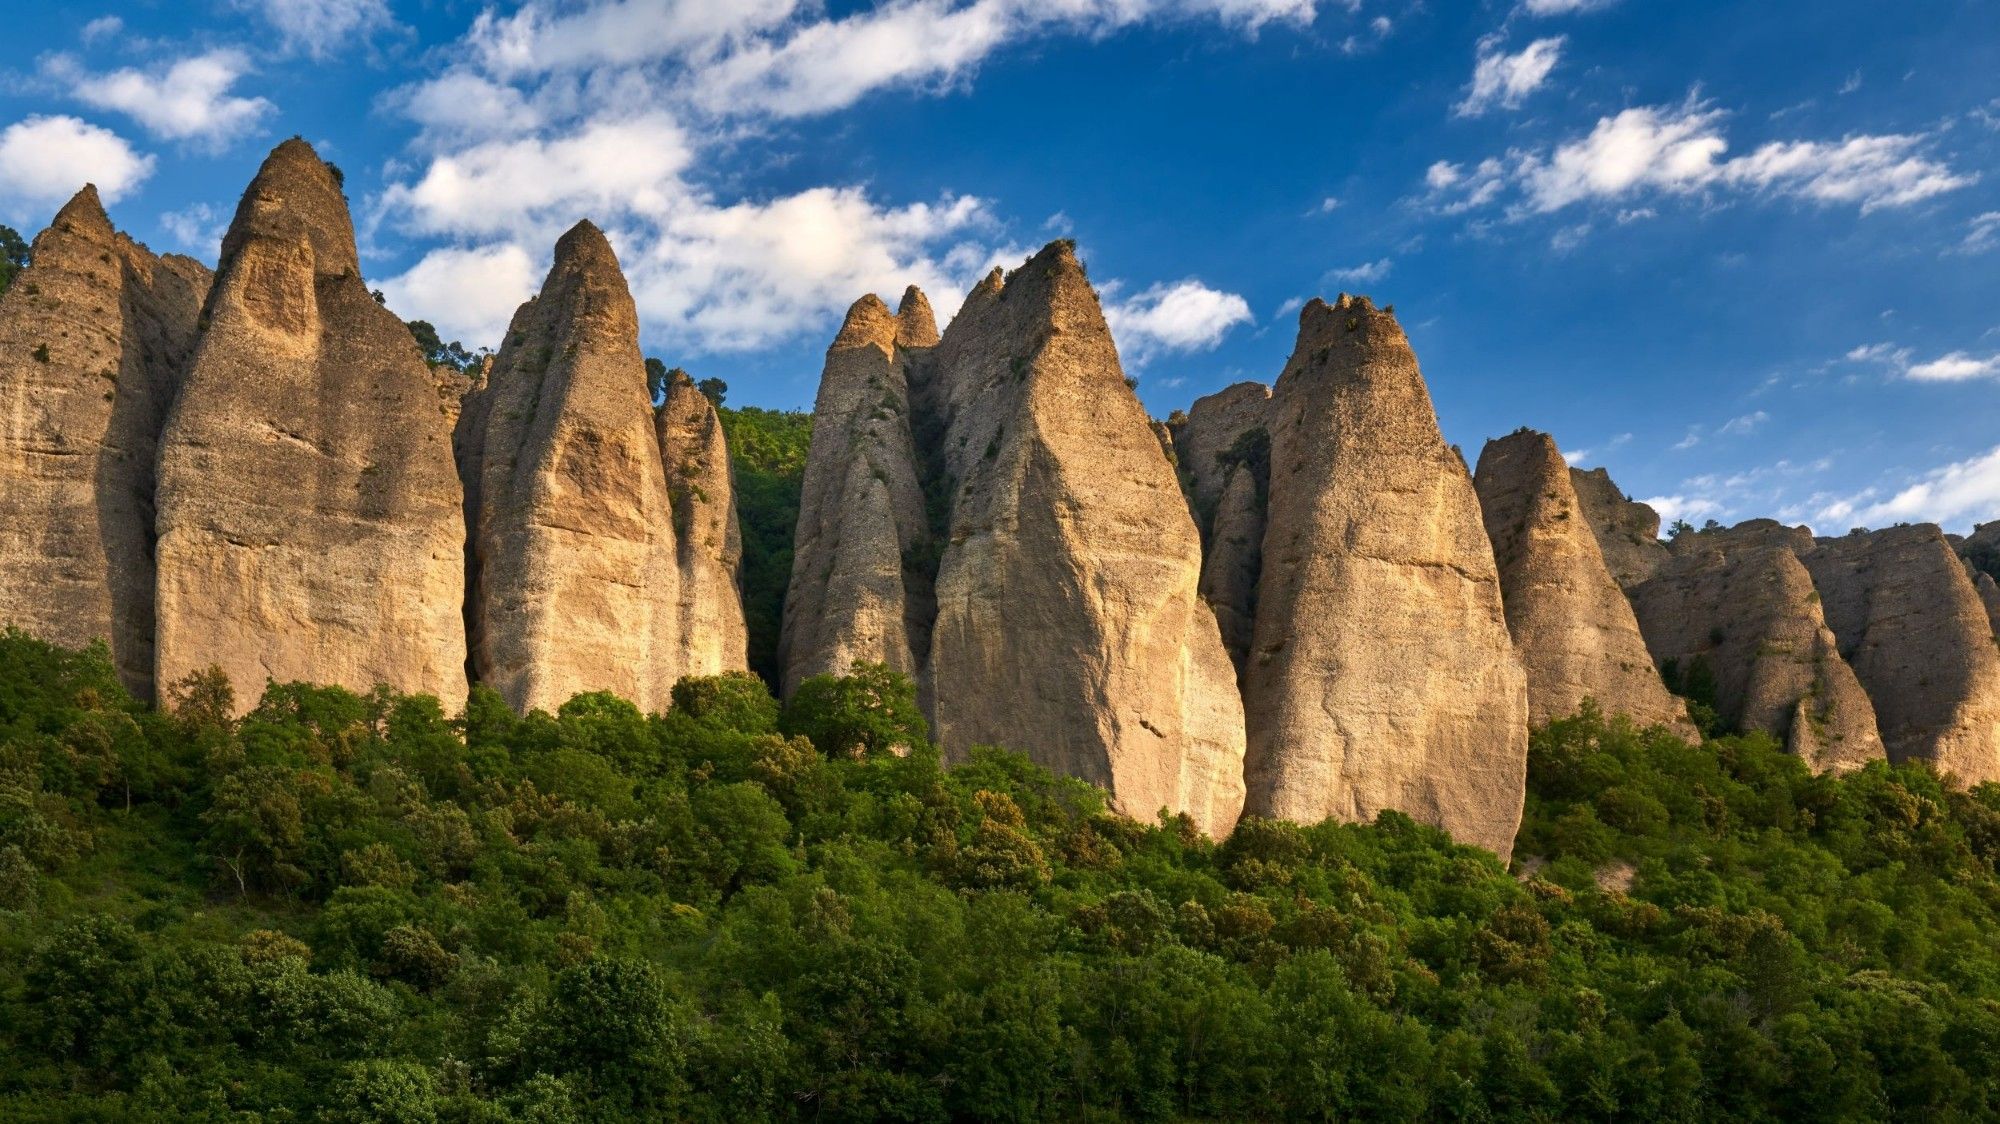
[1455,36,1564,117]
[1324,258,1393,284]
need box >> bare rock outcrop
[0,187,209,697]
[1627,521,1882,770]
[656,369,749,677]
[1244,295,1528,859]
[1802,526,2000,782]
[1474,431,1694,735]
[154,140,465,711]
[1169,383,1271,675]
[914,242,1246,835]
[779,289,938,695]
[457,220,679,714]
[1570,466,1669,589]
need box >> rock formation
[1243,295,1528,859]
[457,221,680,714]
[1627,521,1882,770]
[779,289,937,695]
[1570,466,1670,589]
[913,242,1246,836]
[656,369,750,677]
[1169,383,1271,675]
[0,187,209,697]
[154,140,466,711]
[1474,430,1694,735]
[1802,526,2000,782]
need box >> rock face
[1570,466,1669,589]
[1802,526,2000,782]
[155,140,466,711]
[1169,383,1272,676]
[911,242,1245,835]
[1474,431,1694,735]
[656,369,750,678]
[779,289,937,695]
[457,221,679,714]
[0,188,209,697]
[1627,521,1882,771]
[1244,295,1528,859]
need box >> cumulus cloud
[0,115,154,218]
[80,16,124,44]
[377,243,540,348]
[1426,97,1975,218]
[1455,36,1564,117]
[1839,445,2000,529]
[234,0,396,56]
[1103,280,1254,364]
[1906,351,2000,382]
[1643,493,1723,527]
[160,202,229,258]
[47,50,272,149]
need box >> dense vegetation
[718,405,813,687]
[0,224,28,296]
[4,632,2000,1120]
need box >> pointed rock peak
[552,219,622,276]
[896,285,938,347]
[221,135,359,279]
[1481,427,1563,469]
[1286,290,1415,379]
[51,184,114,240]
[1016,238,1088,286]
[833,293,896,350]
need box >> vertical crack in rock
[657,369,750,678]
[1169,382,1272,679]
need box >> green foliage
[644,357,670,404]
[697,377,728,408]
[718,405,813,687]
[405,319,482,373]
[0,224,27,295]
[6,631,2000,1119]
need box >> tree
[405,319,477,372]
[781,662,931,759]
[645,357,670,404]
[0,224,28,294]
[1667,518,1694,540]
[697,377,728,408]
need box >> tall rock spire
[458,220,680,713]
[1244,295,1528,859]
[1569,465,1670,590]
[780,290,937,696]
[1169,381,1273,678]
[919,241,1245,836]
[154,139,466,711]
[0,186,210,696]
[656,369,750,677]
[1474,429,1695,735]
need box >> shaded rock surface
[155,141,465,711]
[0,187,209,697]
[1570,466,1669,589]
[1803,526,2000,782]
[912,242,1246,836]
[1474,430,1694,735]
[457,221,678,714]
[1169,383,1271,675]
[779,289,937,695]
[1628,521,1881,771]
[1244,295,1528,859]
[656,369,749,677]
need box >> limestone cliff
[1570,466,1669,589]
[1474,430,1694,735]
[458,221,679,714]
[779,289,937,695]
[1803,526,2000,783]
[1627,521,1882,770]
[1243,295,1528,859]
[1169,383,1271,675]
[0,187,208,697]
[656,369,749,677]
[915,242,1246,836]
[154,140,465,711]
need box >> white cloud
[1671,427,1702,450]
[1644,493,1722,527]
[1960,211,2000,254]
[0,115,154,218]
[1315,195,1340,213]
[234,0,396,56]
[1103,279,1254,364]
[1324,258,1392,284]
[1520,0,1616,13]
[378,243,540,348]
[1906,351,2000,382]
[1456,36,1564,117]
[1563,447,1592,465]
[1847,445,2000,529]
[160,202,228,258]
[1429,98,1974,218]
[48,50,272,149]
[1717,409,1768,435]
[80,16,123,43]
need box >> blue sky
[2,0,1996,531]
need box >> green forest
[5,626,2000,1122]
